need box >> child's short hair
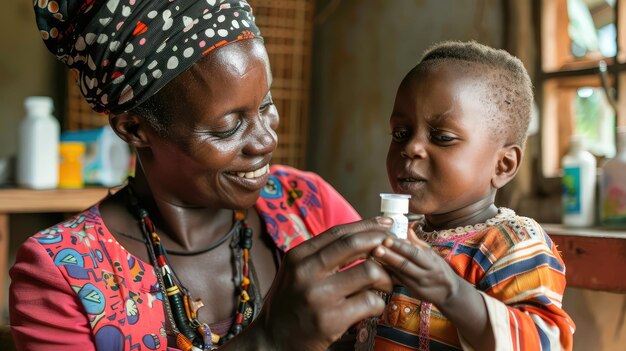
[413,41,533,147]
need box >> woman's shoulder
[23,204,151,284]
[261,164,328,207]
[256,165,325,250]
[257,164,359,251]
[268,164,322,182]
[12,206,165,348]
[30,205,105,253]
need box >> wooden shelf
[0,187,110,213]
[544,224,626,293]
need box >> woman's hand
[248,217,395,351]
[372,232,461,307]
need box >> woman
[10,1,393,350]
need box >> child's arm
[373,236,494,350]
[373,233,574,351]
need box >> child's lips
[396,178,426,193]
[397,172,427,182]
[396,174,426,192]
[399,177,426,182]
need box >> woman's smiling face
[141,39,279,210]
[386,63,503,218]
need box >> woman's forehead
[161,40,272,118]
[177,40,270,87]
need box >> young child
[371,41,575,350]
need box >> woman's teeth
[236,164,269,179]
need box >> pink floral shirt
[9,165,360,351]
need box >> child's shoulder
[480,207,555,253]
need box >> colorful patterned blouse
[374,208,575,351]
[9,165,360,351]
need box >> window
[539,0,626,177]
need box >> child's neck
[424,199,499,231]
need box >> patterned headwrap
[34,0,262,114]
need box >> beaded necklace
[127,184,259,350]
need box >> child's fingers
[406,228,429,249]
[381,237,433,268]
[407,227,420,245]
[384,264,422,291]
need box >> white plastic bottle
[17,96,60,189]
[561,135,596,227]
[600,126,626,226]
[380,193,411,239]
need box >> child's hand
[372,231,461,307]
[406,224,425,246]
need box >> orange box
[58,142,86,189]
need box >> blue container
[61,126,130,187]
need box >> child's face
[386,64,503,217]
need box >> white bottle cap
[380,193,411,214]
[569,135,584,150]
[24,96,54,114]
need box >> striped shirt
[374,208,575,351]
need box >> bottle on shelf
[61,125,130,187]
[58,141,86,189]
[600,127,626,227]
[561,135,597,227]
[16,96,60,189]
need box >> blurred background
[1,0,626,350]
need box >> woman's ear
[491,144,523,189]
[109,112,151,148]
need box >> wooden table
[544,224,626,293]
[0,187,109,323]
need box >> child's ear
[491,144,523,189]
[109,112,151,148]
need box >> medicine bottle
[380,193,411,239]
[561,135,596,227]
[16,96,60,189]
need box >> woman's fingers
[301,230,392,277]
[324,258,393,297]
[289,217,393,261]
[335,290,387,327]
[256,217,396,349]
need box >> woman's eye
[391,129,410,142]
[212,119,242,138]
[260,98,274,112]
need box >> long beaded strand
[138,207,212,350]
[139,209,253,351]
[221,211,254,343]
[131,193,256,350]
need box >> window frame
[537,0,626,177]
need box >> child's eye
[430,130,456,144]
[391,129,411,142]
